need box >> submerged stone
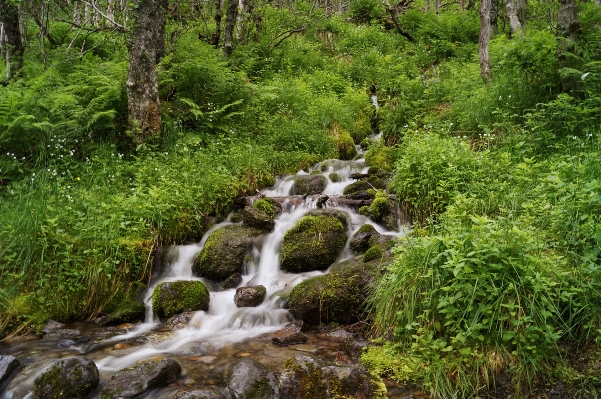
[272,320,307,345]
[234,285,266,307]
[280,215,346,273]
[33,356,99,399]
[100,358,181,398]
[193,225,262,281]
[226,358,279,399]
[152,280,210,320]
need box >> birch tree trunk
[212,0,223,47]
[223,0,239,56]
[505,0,522,35]
[126,0,166,143]
[491,0,498,36]
[479,0,492,82]
[558,0,579,44]
[0,0,24,81]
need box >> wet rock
[350,224,379,253]
[272,321,307,345]
[343,177,386,199]
[252,198,282,218]
[100,358,181,398]
[316,195,329,208]
[193,225,262,281]
[329,172,342,182]
[289,263,375,325]
[56,339,75,349]
[113,343,131,350]
[234,285,266,307]
[96,299,146,326]
[363,246,383,262]
[242,206,275,232]
[41,320,65,334]
[0,355,21,386]
[280,215,346,273]
[45,328,81,337]
[152,280,210,320]
[305,208,351,229]
[230,210,243,223]
[222,273,243,289]
[280,354,384,399]
[290,175,327,195]
[172,387,226,399]
[345,340,371,360]
[325,328,353,343]
[166,311,196,329]
[33,356,99,399]
[226,358,279,399]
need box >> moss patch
[253,199,277,218]
[363,246,384,262]
[330,123,358,161]
[329,172,342,182]
[280,215,346,273]
[152,280,210,319]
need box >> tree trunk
[516,0,526,26]
[126,0,166,143]
[0,0,25,81]
[434,0,440,14]
[505,0,522,35]
[557,0,579,44]
[223,0,239,56]
[490,0,498,36]
[383,0,414,41]
[425,0,430,12]
[479,0,492,82]
[211,0,223,47]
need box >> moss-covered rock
[290,175,328,195]
[193,225,262,281]
[350,224,380,254]
[242,206,275,232]
[369,196,391,222]
[234,285,266,307]
[330,123,358,161]
[226,358,279,399]
[230,211,243,223]
[288,263,374,325]
[304,208,350,229]
[328,172,342,182]
[363,246,383,262]
[96,299,146,326]
[252,198,281,218]
[280,216,346,273]
[365,143,393,171]
[152,280,210,320]
[33,357,99,399]
[100,358,181,398]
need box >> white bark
[505,0,522,35]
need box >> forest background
[1,0,601,396]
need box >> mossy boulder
[226,358,280,399]
[33,357,99,399]
[304,208,350,229]
[152,281,210,320]
[290,175,327,195]
[230,211,243,223]
[100,358,181,399]
[328,172,342,182]
[280,215,347,273]
[288,263,375,325]
[350,224,380,253]
[330,123,358,161]
[96,299,146,326]
[193,225,261,281]
[369,196,391,222]
[253,198,282,218]
[363,246,383,262]
[242,206,275,232]
[279,354,386,399]
[234,285,266,307]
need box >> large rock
[193,225,262,281]
[226,358,279,399]
[280,215,347,273]
[242,206,275,232]
[152,280,210,320]
[172,387,225,399]
[279,354,385,399]
[222,273,243,289]
[33,357,99,399]
[100,358,181,398]
[41,320,65,334]
[350,224,380,253]
[290,175,327,195]
[305,208,351,229]
[272,320,307,345]
[234,285,266,307]
[288,263,374,325]
[96,299,146,326]
[0,355,21,386]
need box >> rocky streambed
[0,152,425,399]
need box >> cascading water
[0,136,418,399]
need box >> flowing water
[0,144,427,398]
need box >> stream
[0,140,427,398]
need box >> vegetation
[1,0,600,397]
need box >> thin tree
[479,0,492,82]
[223,0,238,56]
[126,0,166,143]
[505,0,522,35]
[0,0,24,81]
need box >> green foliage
[349,0,386,24]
